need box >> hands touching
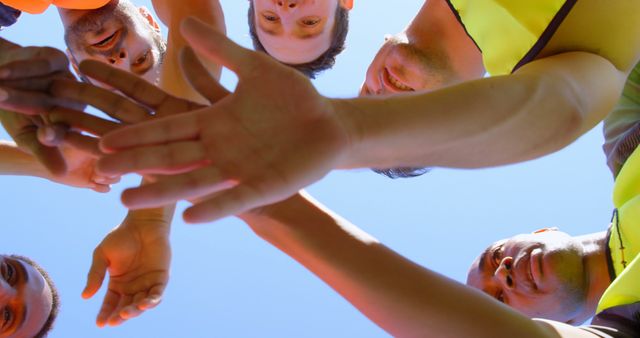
[0,37,86,175]
[92,18,351,223]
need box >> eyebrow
[478,245,493,275]
[15,260,29,331]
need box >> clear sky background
[0,1,615,337]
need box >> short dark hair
[373,167,431,179]
[247,1,349,79]
[9,255,60,338]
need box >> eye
[94,31,118,48]
[2,307,13,329]
[133,51,149,67]
[301,17,321,26]
[262,12,279,22]
[492,244,504,266]
[1,262,15,286]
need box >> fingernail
[0,88,7,102]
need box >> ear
[340,0,354,10]
[138,6,161,33]
[532,227,559,234]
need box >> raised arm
[341,50,627,169]
[151,0,225,100]
[240,192,597,338]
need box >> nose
[276,0,298,11]
[108,49,129,67]
[0,278,17,303]
[494,256,514,290]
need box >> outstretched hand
[95,17,350,223]
[0,37,85,175]
[83,217,171,327]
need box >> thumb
[83,249,108,299]
[179,46,230,104]
[180,16,256,78]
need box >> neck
[573,230,611,322]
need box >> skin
[466,229,611,324]
[83,0,640,224]
[253,0,353,64]
[239,192,605,337]
[1,0,224,328]
[0,255,52,338]
[58,0,164,85]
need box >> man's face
[467,230,588,323]
[60,1,163,86]
[0,256,52,338]
[253,0,343,64]
[360,34,446,96]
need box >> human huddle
[0,0,639,337]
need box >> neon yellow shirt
[596,145,640,313]
[445,0,577,75]
[0,0,110,14]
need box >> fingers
[96,290,121,327]
[181,16,257,77]
[16,129,67,176]
[65,132,103,158]
[100,109,202,151]
[184,184,267,223]
[0,46,69,80]
[37,123,67,147]
[179,47,230,104]
[120,166,236,209]
[48,106,120,137]
[50,79,150,123]
[83,250,108,299]
[97,141,208,177]
[0,85,59,115]
[79,60,176,109]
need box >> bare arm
[0,140,47,177]
[151,0,225,100]
[240,192,599,338]
[341,51,628,169]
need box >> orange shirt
[0,0,110,14]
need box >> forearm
[240,192,557,338]
[338,52,626,169]
[0,140,48,177]
[153,0,225,99]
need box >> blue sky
[0,1,615,337]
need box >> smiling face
[467,230,589,323]
[60,0,165,86]
[360,33,453,96]
[0,255,53,338]
[250,0,351,66]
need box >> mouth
[382,68,414,92]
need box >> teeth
[387,71,413,91]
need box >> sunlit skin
[360,0,484,96]
[0,256,52,338]
[466,229,611,324]
[58,1,163,86]
[253,0,352,64]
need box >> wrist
[329,98,369,170]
